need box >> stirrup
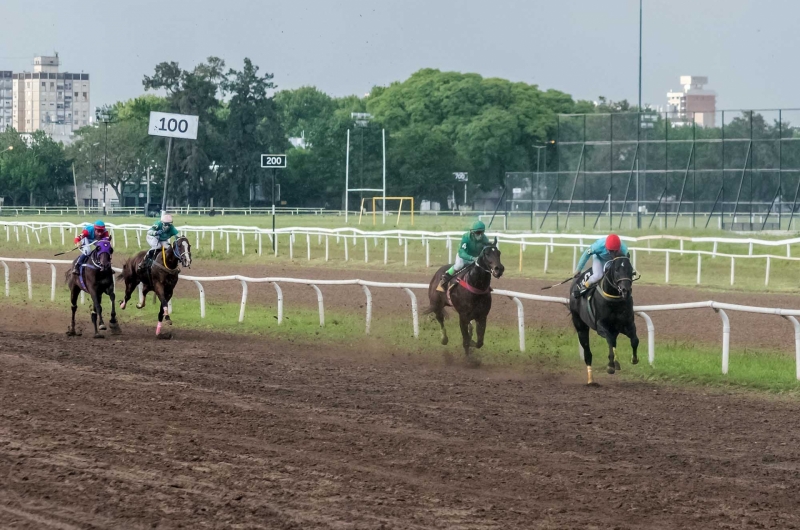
[436,276,451,293]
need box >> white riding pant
[146,235,170,250]
[586,258,607,285]
[78,238,93,256]
[453,255,474,273]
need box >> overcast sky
[2,0,797,111]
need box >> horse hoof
[99,324,107,331]
[109,324,122,335]
[157,331,172,340]
[607,366,616,375]
[587,381,600,387]
[66,330,78,337]
[614,360,621,371]
[441,337,448,345]
[119,301,126,310]
[632,356,639,365]
[135,304,144,310]
[475,342,484,349]
[93,333,105,339]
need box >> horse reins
[599,256,638,299]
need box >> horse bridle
[473,244,500,275]
[603,256,639,295]
[172,237,191,268]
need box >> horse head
[93,239,113,271]
[173,236,192,268]
[607,256,637,300]
[478,237,505,279]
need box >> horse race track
[2,307,800,529]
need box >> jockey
[139,212,180,272]
[72,220,111,274]
[437,220,491,292]
[574,233,629,297]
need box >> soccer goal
[479,214,507,230]
[367,197,415,226]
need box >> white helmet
[161,213,173,223]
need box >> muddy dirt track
[3,306,800,529]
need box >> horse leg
[153,284,171,338]
[90,291,104,339]
[97,291,107,331]
[459,314,472,356]
[136,286,150,309]
[107,284,121,334]
[603,330,619,374]
[67,286,80,336]
[120,276,137,310]
[623,322,640,365]
[434,305,448,345]
[163,286,173,325]
[571,312,594,385]
[475,315,487,349]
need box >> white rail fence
[4,222,800,287]
[3,257,800,380]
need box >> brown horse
[427,241,505,356]
[117,236,192,338]
[65,239,119,338]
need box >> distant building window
[50,82,54,88]
[82,92,87,99]
[74,92,78,97]
[41,82,46,88]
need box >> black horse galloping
[427,240,504,357]
[569,256,640,385]
[65,239,119,338]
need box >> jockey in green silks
[436,220,491,292]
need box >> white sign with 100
[148,111,199,140]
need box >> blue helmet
[94,220,105,228]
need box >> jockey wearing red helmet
[72,220,111,274]
[573,233,628,297]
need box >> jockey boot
[72,254,86,274]
[138,249,154,274]
[436,272,454,292]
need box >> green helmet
[470,220,486,232]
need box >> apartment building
[666,76,717,127]
[11,55,90,141]
[0,71,11,132]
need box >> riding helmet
[161,213,173,224]
[94,220,105,229]
[606,233,621,251]
[471,220,486,233]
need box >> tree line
[2,57,797,210]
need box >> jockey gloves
[606,234,621,252]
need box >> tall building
[667,76,716,127]
[11,54,90,140]
[0,71,11,132]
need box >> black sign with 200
[261,154,287,168]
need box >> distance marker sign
[148,111,199,140]
[261,154,287,168]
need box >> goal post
[372,197,414,226]
[479,214,507,230]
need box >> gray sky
[3,0,797,110]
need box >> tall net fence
[508,109,800,231]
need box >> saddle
[445,278,492,307]
[572,269,598,297]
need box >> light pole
[531,145,547,230]
[95,107,113,215]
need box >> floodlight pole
[382,129,386,224]
[345,129,350,223]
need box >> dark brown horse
[117,236,192,338]
[65,239,119,338]
[569,256,639,385]
[427,241,504,356]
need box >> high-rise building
[11,54,90,141]
[0,71,11,132]
[666,76,716,127]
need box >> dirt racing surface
[3,307,800,529]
